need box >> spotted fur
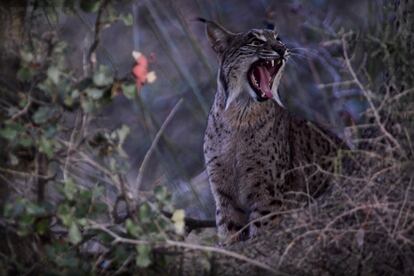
[201,20,346,242]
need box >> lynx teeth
[251,75,259,86]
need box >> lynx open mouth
[247,58,283,102]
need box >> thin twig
[10,94,32,121]
[392,177,413,236]
[0,167,51,180]
[317,79,356,89]
[341,36,403,153]
[277,203,392,268]
[227,208,303,244]
[86,0,110,73]
[135,98,183,198]
[87,221,280,275]
[63,112,80,180]
[165,239,281,275]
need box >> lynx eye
[249,39,265,46]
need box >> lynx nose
[273,42,286,57]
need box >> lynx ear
[198,18,233,54]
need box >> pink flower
[132,51,156,90]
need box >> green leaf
[93,66,113,87]
[20,50,34,63]
[120,13,133,26]
[54,252,79,268]
[38,137,54,158]
[121,83,136,99]
[37,79,53,94]
[0,126,18,140]
[57,204,73,226]
[109,158,117,171]
[17,225,31,236]
[17,67,33,82]
[114,246,128,262]
[36,218,49,235]
[139,203,151,223]
[33,106,51,124]
[80,0,100,13]
[62,0,76,10]
[47,66,61,84]
[53,41,67,55]
[26,202,46,216]
[44,125,58,138]
[19,213,35,228]
[135,244,152,268]
[68,223,82,244]
[3,203,13,218]
[71,89,80,98]
[9,153,19,166]
[81,98,94,113]
[78,189,92,201]
[126,219,141,237]
[64,89,80,106]
[92,202,107,214]
[171,209,185,235]
[19,134,33,147]
[63,178,77,201]
[154,186,168,202]
[6,198,26,218]
[77,218,87,227]
[92,185,104,199]
[86,88,104,100]
[117,125,130,145]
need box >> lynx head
[200,18,288,109]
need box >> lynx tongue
[257,66,273,99]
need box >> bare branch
[135,98,183,200]
[341,36,403,153]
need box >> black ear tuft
[196,18,233,54]
[264,20,275,30]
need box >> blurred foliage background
[1,0,412,274]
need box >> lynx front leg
[248,195,282,238]
[205,151,248,241]
[242,177,284,238]
[207,162,248,241]
[212,188,248,242]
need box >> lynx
[200,19,345,241]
